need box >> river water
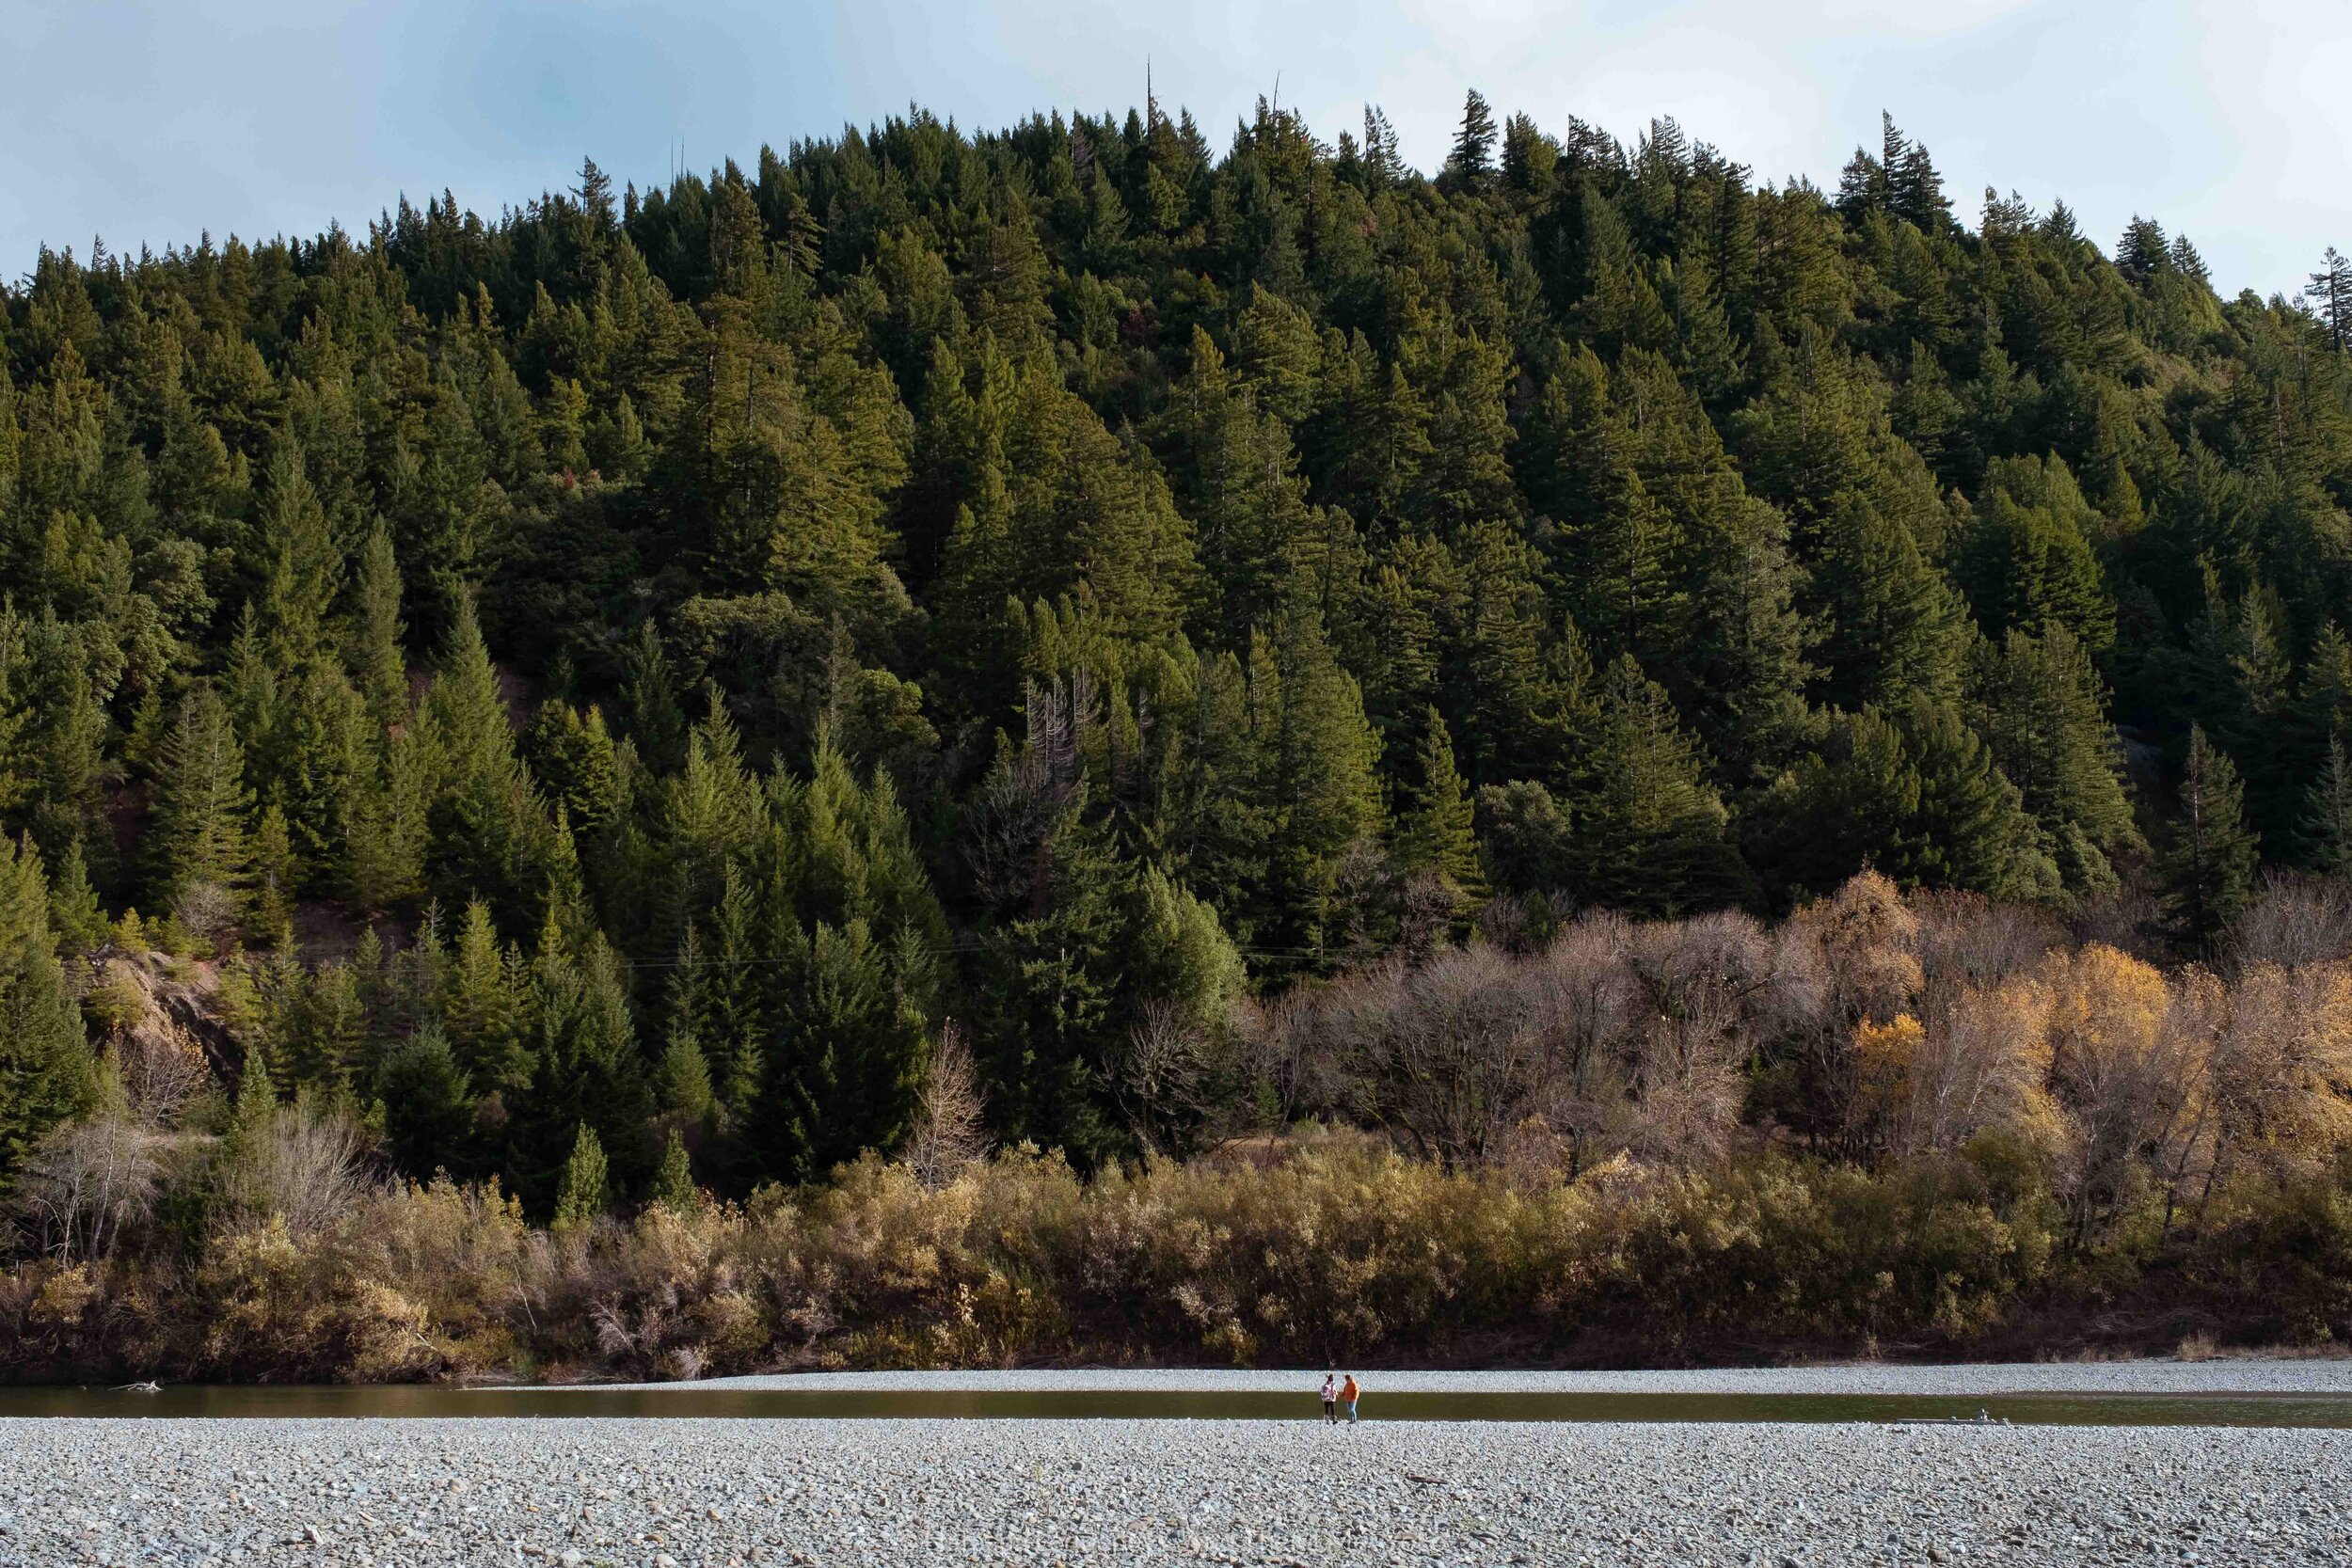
[5,1386,2350,1424]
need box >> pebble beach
[4,1363,2349,1567]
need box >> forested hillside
[5,88,2352,1259]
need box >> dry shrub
[2208,963,2352,1182]
[220,1110,373,1237]
[2226,873,2352,971]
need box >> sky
[6,0,2347,301]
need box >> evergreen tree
[0,834,92,1180]
[2306,736,2352,874]
[351,520,409,726]
[1449,90,1499,187]
[2158,725,2260,949]
[1576,656,1745,913]
[1814,492,1963,709]
[2307,246,2352,351]
[421,598,543,912]
[1397,706,1483,900]
[373,1023,478,1179]
[552,1121,610,1228]
[255,436,342,657]
[1971,625,2140,894]
[651,1126,695,1211]
[148,686,251,925]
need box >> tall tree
[2158,725,2259,949]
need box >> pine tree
[439,896,528,1091]
[1815,492,1963,709]
[1448,91,1499,187]
[248,803,297,946]
[373,1023,478,1179]
[1576,656,1745,913]
[653,1022,718,1128]
[1971,625,2140,895]
[1252,611,1387,960]
[969,793,1126,1166]
[1398,707,1483,900]
[0,834,93,1180]
[2306,736,2352,875]
[2306,246,2352,351]
[2159,725,2260,949]
[255,436,342,657]
[651,1126,695,1211]
[351,520,409,725]
[148,686,251,927]
[422,597,543,911]
[1899,694,2058,899]
[552,1121,609,1228]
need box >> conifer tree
[148,686,251,924]
[2307,246,2352,351]
[1252,611,1387,959]
[1577,656,1745,913]
[1814,492,1963,709]
[248,804,297,946]
[422,598,543,911]
[1970,624,2140,894]
[651,1126,695,1211]
[2159,725,2260,949]
[2306,736,2352,874]
[255,436,342,657]
[1449,91,1499,187]
[1398,707,1483,900]
[44,838,105,954]
[373,1023,478,1179]
[552,1121,609,1228]
[0,834,92,1180]
[351,520,408,726]
[653,1022,718,1128]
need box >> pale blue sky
[6,0,2346,299]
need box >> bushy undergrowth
[8,1132,2349,1384]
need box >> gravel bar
[3,1416,2345,1567]
[594,1357,2352,1395]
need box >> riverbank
[1,1416,2343,1566]
[599,1355,2352,1396]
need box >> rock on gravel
[0,1418,2346,1566]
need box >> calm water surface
[3,1386,2350,1426]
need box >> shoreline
[569,1354,2352,1396]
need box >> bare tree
[1320,944,1542,1170]
[1520,913,1643,1174]
[2042,946,2217,1243]
[16,1120,167,1262]
[220,1108,374,1238]
[1619,911,1779,1165]
[1105,998,1228,1155]
[963,677,1088,912]
[1891,975,2056,1158]
[173,880,241,954]
[903,1022,990,1189]
[111,1018,213,1125]
[2224,872,2352,972]
[2206,962,2352,1185]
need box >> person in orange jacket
[1341,1372,1361,1423]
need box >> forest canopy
[4,90,2352,1219]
